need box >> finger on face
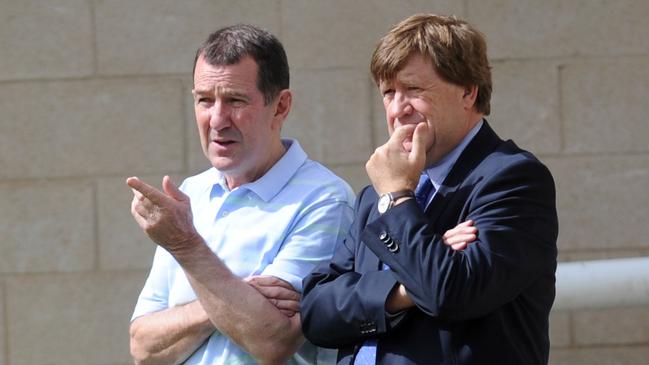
[410,122,429,162]
[389,124,417,145]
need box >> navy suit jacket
[301,122,558,365]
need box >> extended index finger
[126,177,167,204]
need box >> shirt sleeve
[131,246,172,321]
[261,198,354,292]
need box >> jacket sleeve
[300,187,400,348]
[362,158,558,321]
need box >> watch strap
[388,189,415,201]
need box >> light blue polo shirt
[132,139,355,365]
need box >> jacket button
[359,322,377,334]
[388,242,399,253]
[379,231,390,242]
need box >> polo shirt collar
[211,139,306,202]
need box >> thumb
[410,122,428,166]
[162,175,188,202]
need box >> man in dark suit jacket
[300,14,558,365]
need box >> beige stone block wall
[0,181,94,273]
[281,0,464,70]
[562,60,649,154]
[285,68,372,165]
[1,1,648,364]
[547,155,649,252]
[5,272,143,365]
[0,280,5,365]
[0,79,185,179]
[95,0,282,75]
[489,60,561,155]
[468,0,649,59]
[0,0,93,81]
[550,347,649,365]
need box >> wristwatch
[377,190,415,214]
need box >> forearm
[363,177,557,320]
[129,300,214,365]
[174,239,304,365]
[301,268,398,347]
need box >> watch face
[378,194,391,214]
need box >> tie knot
[415,174,434,209]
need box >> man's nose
[209,101,231,130]
[389,92,414,121]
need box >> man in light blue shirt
[127,24,354,365]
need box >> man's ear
[462,85,478,110]
[273,89,292,124]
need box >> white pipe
[554,256,649,310]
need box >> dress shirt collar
[423,119,484,191]
[210,139,307,202]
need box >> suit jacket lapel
[425,120,503,221]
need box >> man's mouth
[213,139,235,145]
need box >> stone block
[573,306,649,346]
[284,68,372,165]
[0,0,93,81]
[0,280,4,365]
[96,0,281,75]
[549,311,571,348]
[97,176,159,271]
[550,346,649,365]
[562,60,649,154]
[329,163,371,195]
[371,82,390,149]
[6,272,146,365]
[545,155,649,251]
[489,61,560,155]
[183,77,213,174]
[282,0,465,69]
[0,78,184,180]
[468,0,649,59]
[0,181,94,273]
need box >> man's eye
[382,89,395,97]
[229,98,246,106]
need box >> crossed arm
[127,176,304,365]
[126,173,475,364]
